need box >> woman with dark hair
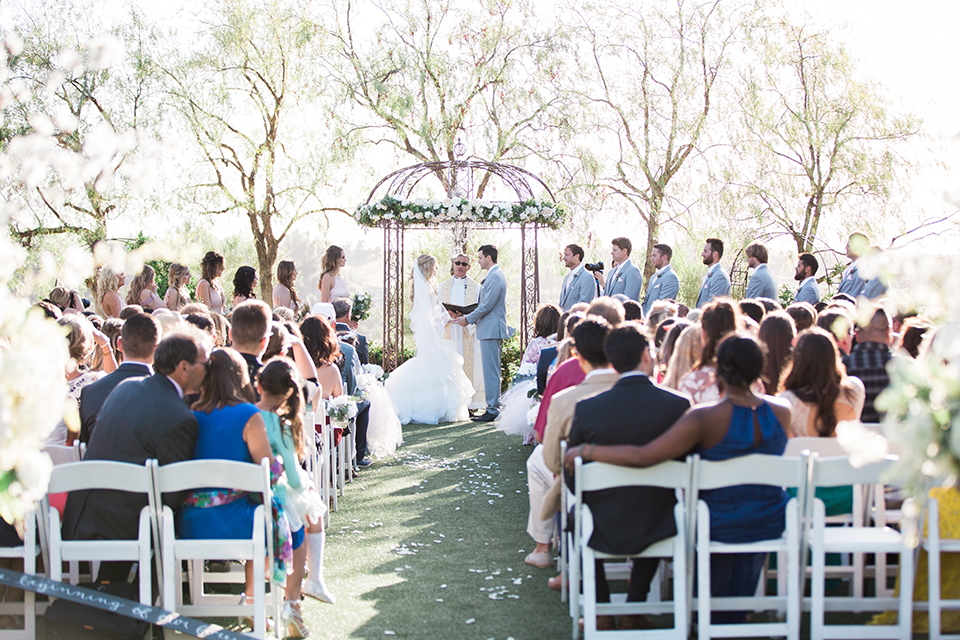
[522,304,562,364]
[232,266,258,308]
[897,317,931,359]
[273,261,302,315]
[565,334,792,620]
[676,299,742,404]
[178,349,281,612]
[299,315,344,402]
[758,311,796,395]
[317,245,349,303]
[197,251,226,315]
[781,328,864,437]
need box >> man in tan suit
[523,318,619,581]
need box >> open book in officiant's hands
[442,302,478,315]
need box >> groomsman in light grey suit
[793,252,822,305]
[642,243,681,316]
[744,241,778,300]
[595,237,642,300]
[837,232,869,298]
[456,245,509,422]
[695,238,731,308]
[558,244,597,311]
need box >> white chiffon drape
[384,266,475,424]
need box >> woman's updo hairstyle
[715,333,765,389]
[417,254,436,280]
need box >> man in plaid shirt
[842,306,893,424]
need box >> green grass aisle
[302,420,570,640]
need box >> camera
[584,261,604,273]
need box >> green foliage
[500,333,524,393]
[778,284,794,308]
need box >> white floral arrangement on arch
[354,194,566,228]
[326,395,360,422]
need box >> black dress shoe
[357,456,373,468]
[471,411,498,422]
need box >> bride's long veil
[410,265,446,356]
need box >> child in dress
[256,358,333,639]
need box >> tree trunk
[641,196,663,280]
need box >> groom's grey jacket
[465,264,509,339]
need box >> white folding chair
[0,509,38,640]
[694,453,804,640]
[925,493,960,640]
[574,456,693,640]
[807,454,914,640]
[304,400,330,527]
[38,443,85,584]
[153,458,278,640]
[44,460,157,606]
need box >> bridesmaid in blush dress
[317,245,350,303]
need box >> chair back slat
[46,460,153,494]
[578,459,691,492]
[810,455,896,488]
[153,458,271,495]
[783,437,848,458]
[697,454,805,490]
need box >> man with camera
[559,244,598,311]
[594,237,642,301]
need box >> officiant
[440,253,486,410]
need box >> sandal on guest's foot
[237,594,274,632]
[524,550,553,568]
[282,600,310,638]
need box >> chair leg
[898,544,915,640]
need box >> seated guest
[622,299,642,322]
[565,323,691,630]
[530,320,617,586]
[229,300,272,391]
[49,315,118,445]
[657,320,691,383]
[177,348,278,605]
[782,328,864,438]
[738,299,764,325]
[99,317,123,366]
[843,305,894,424]
[816,309,854,356]
[662,324,703,390]
[757,311,796,395]
[184,312,216,340]
[333,298,369,365]
[645,300,676,335]
[118,305,143,321]
[496,304,562,443]
[676,300,741,404]
[62,329,211,581]
[785,302,816,332]
[532,314,587,441]
[586,297,625,329]
[566,334,792,624]
[896,317,931,359]
[79,313,161,444]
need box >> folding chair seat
[693,453,804,640]
[573,456,693,639]
[153,458,278,640]
[0,509,38,640]
[45,461,157,606]
[807,454,914,640]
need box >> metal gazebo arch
[354,158,565,372]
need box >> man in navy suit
[596,237,642,300]
[566,324,690,629]
[79,313,161,444]
[558,244,597,311]
[695,238,731,308]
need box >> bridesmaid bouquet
[351,291,373,323]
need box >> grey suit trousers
[480,338,502,412]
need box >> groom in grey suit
[456,244,508,422]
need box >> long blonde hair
[412,254,436,303]
[167,263,191,309]
[662,324,704,389]
[126,265,156,306]
[318,245,343,288]
[95,264,122,316]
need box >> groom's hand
[453,316,468,327]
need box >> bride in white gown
[385,254,475,424]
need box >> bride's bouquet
[326,396,361,422]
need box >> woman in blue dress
[565,333,793,621]
[177,348,276,607]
